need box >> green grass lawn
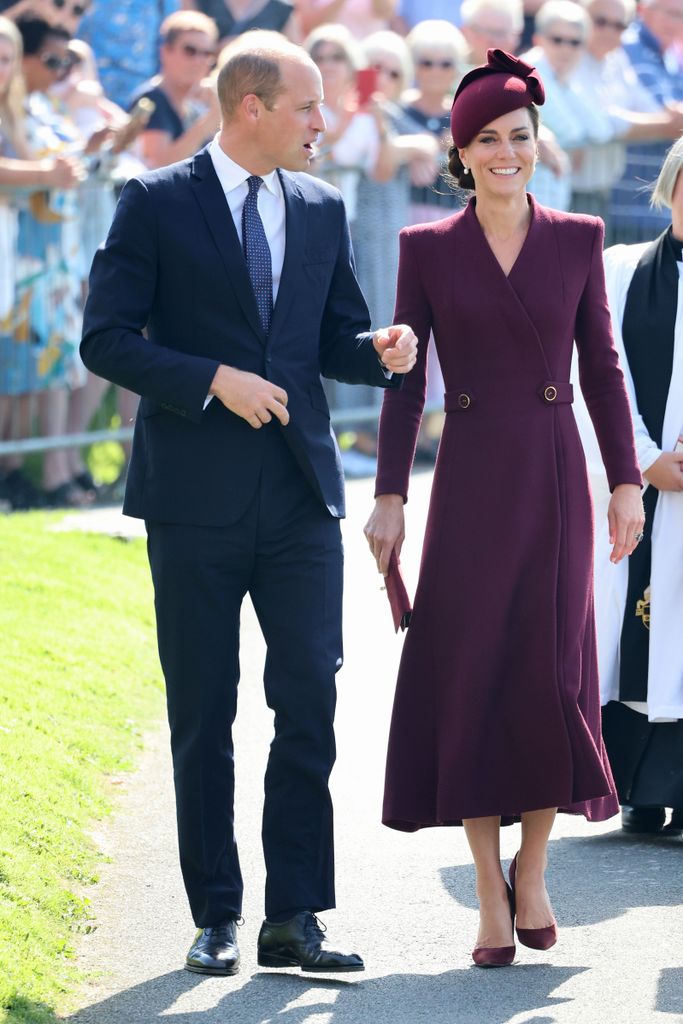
[0,514,164,1023]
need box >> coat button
[544,385,557,402]
[458,392,471,409]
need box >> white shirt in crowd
[569,48,661,193]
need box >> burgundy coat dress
[377,195,641,831]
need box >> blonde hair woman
[0,16,83,511]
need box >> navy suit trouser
[146,425,343,927]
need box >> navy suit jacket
[81,146,399,525]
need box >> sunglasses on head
[180,42,215,59]
[547,34,582,46]
[52,0,90,15]
[417,58,455,69]
[373,63,402,79]
[40,52,73,71]
[590,13,628,29]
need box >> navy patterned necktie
[242,175,273,334]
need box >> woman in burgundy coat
[364,50,645,967]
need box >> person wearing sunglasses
[355,29,440,331]
[568,0,683,227]
[460,0,524,69]
[12,17,93,507]
[518,0,612,210]
[607,0,683,243]
[0,14,86,511]
[400,21,469,461]
[129,9,221,171]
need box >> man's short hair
[160,10,218,46]
[216,30,310,119]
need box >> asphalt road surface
[63,472,683,1024]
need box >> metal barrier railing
[0,402,444,457]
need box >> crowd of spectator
[1,0,682,507]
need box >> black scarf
[617,226,680,701]
[621,226,680,445]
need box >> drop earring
[463,165,469,174]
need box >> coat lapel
[464,196,561,377]
[269,170,306,338]
[190,147,264,343]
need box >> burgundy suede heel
[471,883,516,968]
[508,853,558,951]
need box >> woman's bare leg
[463,815,513,949]
[514,807,557,929]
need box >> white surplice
[573,240,683,722]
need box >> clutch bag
[384,550,412,632]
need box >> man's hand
[209,365,289,429]
[373,323,417,374]
[643,449,683,491]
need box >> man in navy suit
[81,31,417,975]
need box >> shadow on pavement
[656,968,683,1015]
[65,964,586,1024]
[439,830,682,926]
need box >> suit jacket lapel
[270,170,306,338]
[190,147,264,343]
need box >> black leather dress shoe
[621,805,666,834]
[185,920,240,975]
[257,912,364,972]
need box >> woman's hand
[607,483,645,564]
[364,494,405,576]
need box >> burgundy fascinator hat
[450,48,545,149]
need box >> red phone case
[356,67,378,107]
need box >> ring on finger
[634,530,644,544]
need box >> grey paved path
[61,473,683,1024]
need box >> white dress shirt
[208,135,286,305]
[203,138,287,407]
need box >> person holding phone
[303,22,397,473]
[303,23,394,223]
[579,138,683,837]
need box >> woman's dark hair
[446,103,540,192]
[15,17,70,56]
